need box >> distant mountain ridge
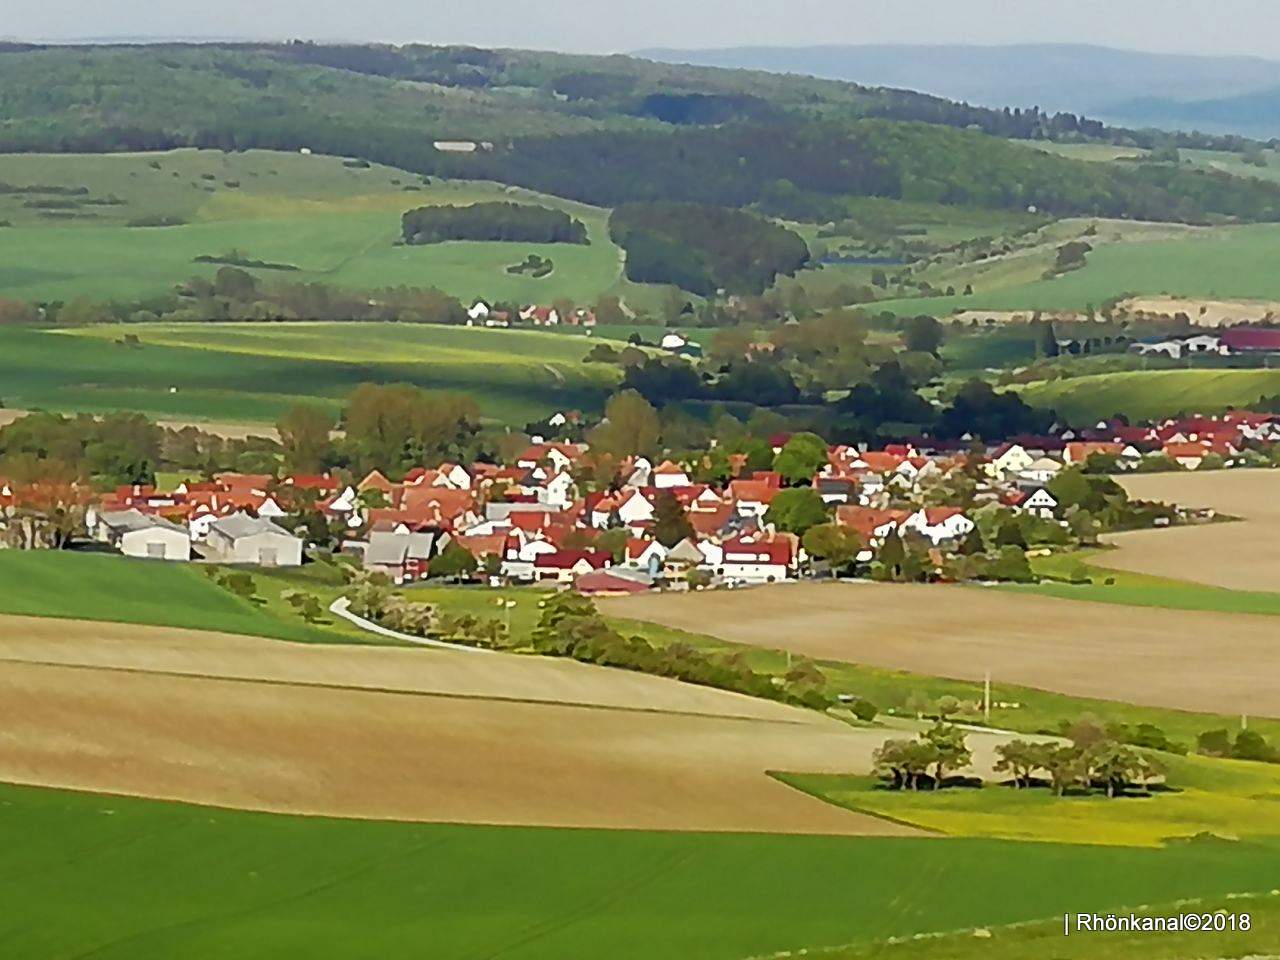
[635,43,1280,136]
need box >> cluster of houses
[1131,326,1280,360]
[465,301,598,329]
[49,408,1277,593]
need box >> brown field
[1100,469,1280,592]
[1119,296,1280,327]
[0,408,276,440]
[0,614,924,836]
[605,578,1280,718]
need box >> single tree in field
[1040,744,1085,796]
[587,389,661,459]
[801,523,861,575]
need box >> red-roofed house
[1221,328,1280,354]
[900,507,975,544]
[719,535,796,583]
[652,460,692,489]
[532,549,611,583]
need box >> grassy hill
[0,322,617,425]
[0,150,638,305]
[1016,369,1280,423]
[4,779,1280,960]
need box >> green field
[0,551,365,644]
[1010,549,1280,617]
[0,321,618,424]
[4,780,1280,959]
[0,150,640,306]
[1014,368,1280,422]
[820,891,1280,960]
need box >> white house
[1018,457,1063,486]
[205,513,304,567]
[1021,488,1060,520]
[900,507,975,545]
[617,490,656,526]
[988,444,1035,480]
[467,300,491,321]
[660,332,689,351]
[97,509,191,561]
[536,472,575,509]
[652,460,691,489]
[719,536,794,584]
[624,538,667,569]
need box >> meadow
[0,321,617,424]
[1016,368,1280,422]
[3,780,1280,960]
[880,222,1280,316]
[782,750,1280,847]
[0,150,642,306]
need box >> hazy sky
[8,0,1280,59]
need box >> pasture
[1015,368,1280,423]
[0,322,617,424]
[0,149,638,305]
[881,222,1280,316]
[5,783,1280,960]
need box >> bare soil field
[605,579,1280,718]
[0,408,276,440]
[1119,296,1280,326]
[1101,469,1280,592]
[0,614,918,836]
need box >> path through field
[0,614,918,836]
[605,579,1280,718]
[1100,469,1280,592]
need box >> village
[17,407,1271,601]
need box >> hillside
[638,43,1280,134]
[1107,86,1280,140]
[2,44,1278,226]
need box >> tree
[765,487,829,536]
[429,542,479,581]
[923,721,972,787]
[772,432,829,486]
[1041,744,1085,796]
[877,528,906,577]
[994,739,1044,789]
[343,384,479,476]
[1196,728,1232,757]
[801,523,861,573]
[902,315,944,355]
[1084,740,1150,798]
[277,403,335,474]
[990,545,1033,582]
[1232,729,1277,762]
[652,490,694,547]
[587,389,661,459]
[873,738,939,792]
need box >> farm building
[205,513,303,567]
[95,509,191,561]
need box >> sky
[6,0,1280,59]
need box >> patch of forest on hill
[609,203,810,295]
[2,45,1279,227]
[401,202,588,245]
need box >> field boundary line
[0,655,814,725]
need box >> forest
[609,203,810,295]
[401,202,588,246]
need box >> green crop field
[0,551,367,644]
[0,150,642,306]
[3,780,1280,960]
[0,321,618,424]
[1014,368,1280,422]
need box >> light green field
[0,150,637,305]
[3,780,1280,960]
[1,322,617,424]
[1020,142,1152,163]
[1015,368,1280,422]
[782,750,1280,848]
